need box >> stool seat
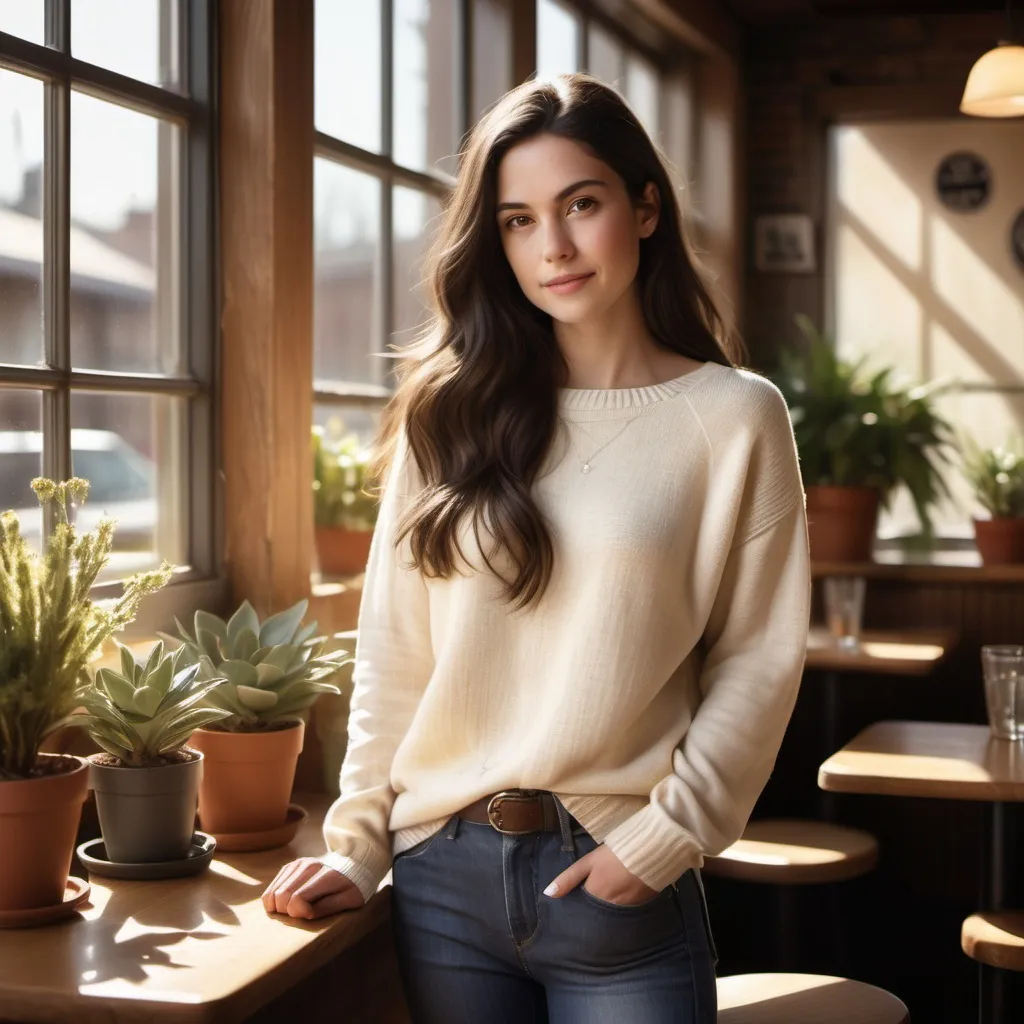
[961,911,1024,972]
[718,973,910,1023]
[703,819,879,884]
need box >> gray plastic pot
[88,751,203,864]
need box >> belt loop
[552,794,576,855]
[445,814,460,840]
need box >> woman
[263,73,811,1023]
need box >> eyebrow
[495,178,608,215]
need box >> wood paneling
[220,0,315,617]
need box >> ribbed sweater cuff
[319,849,390,905]
[600,803,704,892]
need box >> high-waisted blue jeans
[390,796,718,1023]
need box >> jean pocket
[393,816,453,864]
[578,882,669,913]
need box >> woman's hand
[543,843,659,906]
[262,857,365,920]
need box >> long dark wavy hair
[369,73,737,610]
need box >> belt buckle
[486,790,541,836]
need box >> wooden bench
[718,973,910,1023]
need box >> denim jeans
[390,796,718,1023]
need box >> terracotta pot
[89,751,203,863]
[805,486,880,563]
[189,721,304,835]
[316,525,373,576]
[0,755,89,912]
[974,518,1024,565]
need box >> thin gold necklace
[562,415,644,474]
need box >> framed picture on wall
[753,214,816,273]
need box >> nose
[542,218,575,264]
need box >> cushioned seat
[718,972,910,1023]
[961,911,1024,972]
[703,819,879,885]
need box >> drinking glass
[823,576,866,652]
[981,646,1024,741]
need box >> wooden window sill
[0,792,391,1024]
[812,550,1024,583]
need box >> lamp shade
[960,42,1024,117]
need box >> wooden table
[805,628,957,818]
[0,793,391,1024]
[819,721,1024,1022]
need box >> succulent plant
[166,599,352,731]
[76,641,231,767]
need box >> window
[313,1,502,464]
[0,1,218,622]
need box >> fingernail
[543,882,558,897]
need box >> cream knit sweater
[322,361,811,903]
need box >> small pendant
[581,463,591,474]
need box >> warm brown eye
[505,215,530,230]
[569,197,596,214]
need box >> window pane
[0,0,43,44]
[70,92,182,375]
[0,69,44,366]
[536,0,578,79]
[472,0,512,123]
[587,23,622,87]
[663,70,694,184]
[314,160,382,386]
[394,0,461,175]
[393,187,442,346]
[315,0,381,152]
[625,52,659,140]
[72,0,179,89]
[0,389,42,550]
[70,391,188,582]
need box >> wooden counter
[0,793,391,1024]
[805,627,957,675]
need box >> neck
[555,286,666,389]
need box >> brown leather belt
[456,789,562,836]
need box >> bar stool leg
[776,884,800,969]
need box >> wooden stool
[961,911,1024,1024]
[718,973,910,1023]
[704,819,880,970]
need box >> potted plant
[775,315,954,562]
[167,599,351,840]
[77,640,230,864]
[961,438,1024,565]
[312,421,378,576]
[0,478,172,915]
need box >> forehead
[496,134,613,201]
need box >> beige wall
[828,118,1024,537]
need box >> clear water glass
[981,646,1024,741]
[823,576,866,652]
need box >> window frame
[0,0,224,632]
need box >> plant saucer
[0,877,91,929]
[77,831,216,880]
[208,803,308,853]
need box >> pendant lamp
[960,1,1024,117]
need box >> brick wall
[741,10,1007,367]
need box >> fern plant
[774,315,955,538]
[166,599,352,732]
[78,641,231,767]
[0,479,174,779]
[962,438,1024,519]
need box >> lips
[544,273,594,287]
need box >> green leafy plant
[961,438,1024,519]
[774,315,955,538]
[166,599,352,732]
[312,422,378,531]
[77,641,231,767]
[0,479,174,780]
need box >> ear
[636,181,660,239]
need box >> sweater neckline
[557,360,719,413]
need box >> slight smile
[544,272,595,295]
